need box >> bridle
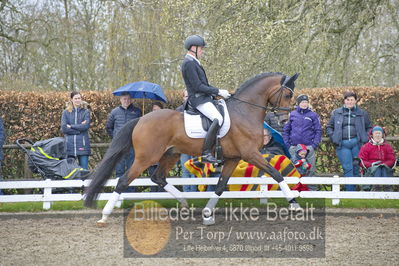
[228,85,294,113]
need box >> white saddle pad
[183,99,231,139]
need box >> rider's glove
[218,89,231,99]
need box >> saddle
[182,99,231,140]
[184,99,225,131]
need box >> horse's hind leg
[202,158,240,225]
[97,159,151,226]
[150,149,188,207]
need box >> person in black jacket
[106,92,142,181]
[260,128,286,156]
[181,35,231,164]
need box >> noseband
[229,85,294,113]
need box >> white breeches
[196,102,223,126]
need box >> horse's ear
[280,75,287,85]
[283,73,300,90]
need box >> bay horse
[85,72,300,226]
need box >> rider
[181,35,231,164]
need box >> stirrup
[202,153,222,164]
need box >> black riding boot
[202,119,221,164]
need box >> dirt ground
[0,208,398,266]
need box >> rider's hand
[218,89,231,99]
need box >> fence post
[259,175,268,204]
[43,179,52,210]
[332,175,340,206]
[115,177,122,208]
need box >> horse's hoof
[203,215,215,226]
[96,219,108,227]
[288,202,303,211]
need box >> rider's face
[196,46,204,58]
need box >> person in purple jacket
[283,94,322,190]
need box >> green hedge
[1,86,398,180]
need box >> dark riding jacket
[181,54,219,107]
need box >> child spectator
[293,144,312,176]
[291,144,312,191]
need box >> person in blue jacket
[61,91,91,170]
[106,92,142,181]
[327,91,372,191]
[283,94,322,189]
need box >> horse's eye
[285,93,293,99]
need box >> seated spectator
[358,126,396,191]
[260,128,286,156]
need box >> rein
[228,85,293,112]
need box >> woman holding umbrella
[181,35,231,164]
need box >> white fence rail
[1,176,399,210]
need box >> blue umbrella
[113,81,168,103]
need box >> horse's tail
[84,118,140,208]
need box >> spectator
[264,112,287,134]
[149,102,165,192]
[291,144,311,191]
[326,91,372,191]
[176,90,197,192]
[106,92,141,183]
[283,94,322,187]
[152,101,164,111]
[260,128,286,156]
[61,91,91,170]
[0,116,5,195]
[293,144,312,176]
[358,126,396,191]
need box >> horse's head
[267,73,299,124]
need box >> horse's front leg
[245,151,301,210]
[202,158,240,225]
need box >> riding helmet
[184,35,206,50]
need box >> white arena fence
[0,176,399,210]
